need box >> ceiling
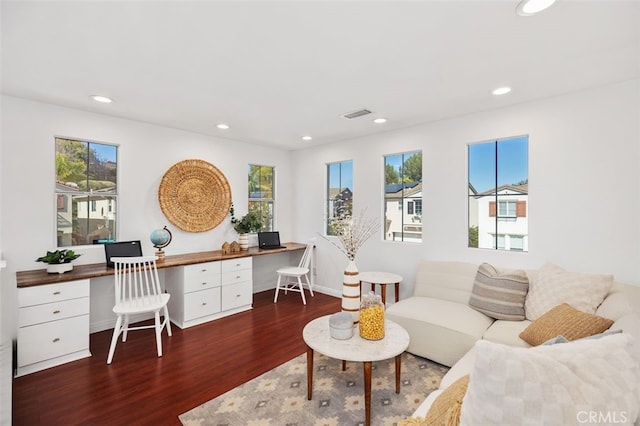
[2,1,639,151]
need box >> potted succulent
[230,204,263,250]
[36,249,82,274]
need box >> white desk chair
[274,243,314,305]
[107,256,172,364]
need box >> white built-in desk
[15,243,306,376]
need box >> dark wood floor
[13,290,341,425]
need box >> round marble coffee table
[302,315,410,426]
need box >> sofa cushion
[469,263,529,320]
[386,296,493,367]
[482,319,531,347]
[519,303,614,346]
[460,334,640,426]
[413,261,479,304]
[524,262,612,320]
[597,291,636,321]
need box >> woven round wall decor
[158,159,232,232]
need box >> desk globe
[150,226,172,260]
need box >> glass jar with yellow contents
[359,292,385,340]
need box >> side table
[359,271,403,305]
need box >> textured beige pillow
[461,334,640,425]
[524,262,612,320]
[519,303,614,346]
[469,263,529,320]
[423,374,470,426]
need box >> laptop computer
[257,231,286,250]
[104,240,143,267]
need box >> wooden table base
[306,345,403,426]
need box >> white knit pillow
[460,334,640,426]
[524,263,613,321]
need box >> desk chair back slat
[107,256,171,364]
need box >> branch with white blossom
[319,210,379,261]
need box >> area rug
[179,352,449,426]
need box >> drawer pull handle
[236,294,241,298]
[53,310,61,314]
[201,269,207,272]
[53,338,60,343]
[53,291,61,295]
[201,282,207,286]
[236,275,240,279]
[202,302,207,306]
[235,263,241,266]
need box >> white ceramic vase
[342,260,361,324]
[238,234,249,250]
[46,263,73,274]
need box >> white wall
[0,95,294,335]
[292,79,640,299]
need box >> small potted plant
[36,249,82,274]
[230,204,263,250]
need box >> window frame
[54,136,118,247]
[468,135,528,251]
[248,164,275,232]
[326,160,353,236]
[383,150,422,243]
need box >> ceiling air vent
[342,109,372,119]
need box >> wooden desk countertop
[16,242,306,288]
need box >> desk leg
[395,353,402,393]
[380,285,387,305]
[306,345,314,400]
[363,361,372,426]
[370,283,374,293]
[395,282,400,303]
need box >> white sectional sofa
[387,260,640,425]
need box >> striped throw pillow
[469,263,529,320]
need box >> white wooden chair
[274,243,314,304]
[107,256,172,364]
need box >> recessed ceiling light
[301,135,313,141]
[492,87,512,96]
[516,0,557,16]
[91,95,113,103]
[373,117,388,124]
[216,123,229,130]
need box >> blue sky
[90,142,117,163]
[328,161,353,189]
[468,136,528,193]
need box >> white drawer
[19,297,89,327]
[18,279,90,307]
[221,281,252,311]
[183,262,221,293]
[221,257,252,273]
[221,268,252,285]
[18,315,89,367]
[183,287,221,321]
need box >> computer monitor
[103,240,143,267]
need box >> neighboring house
[56,182,116,246]
[474,184,528,251]
[384,182,422,242]
[328,187,353,220]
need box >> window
[248,164,274,231]
[55,137,118,247]
[384,151,422,242]
[468,135,528,251]
[326,161,353,235]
